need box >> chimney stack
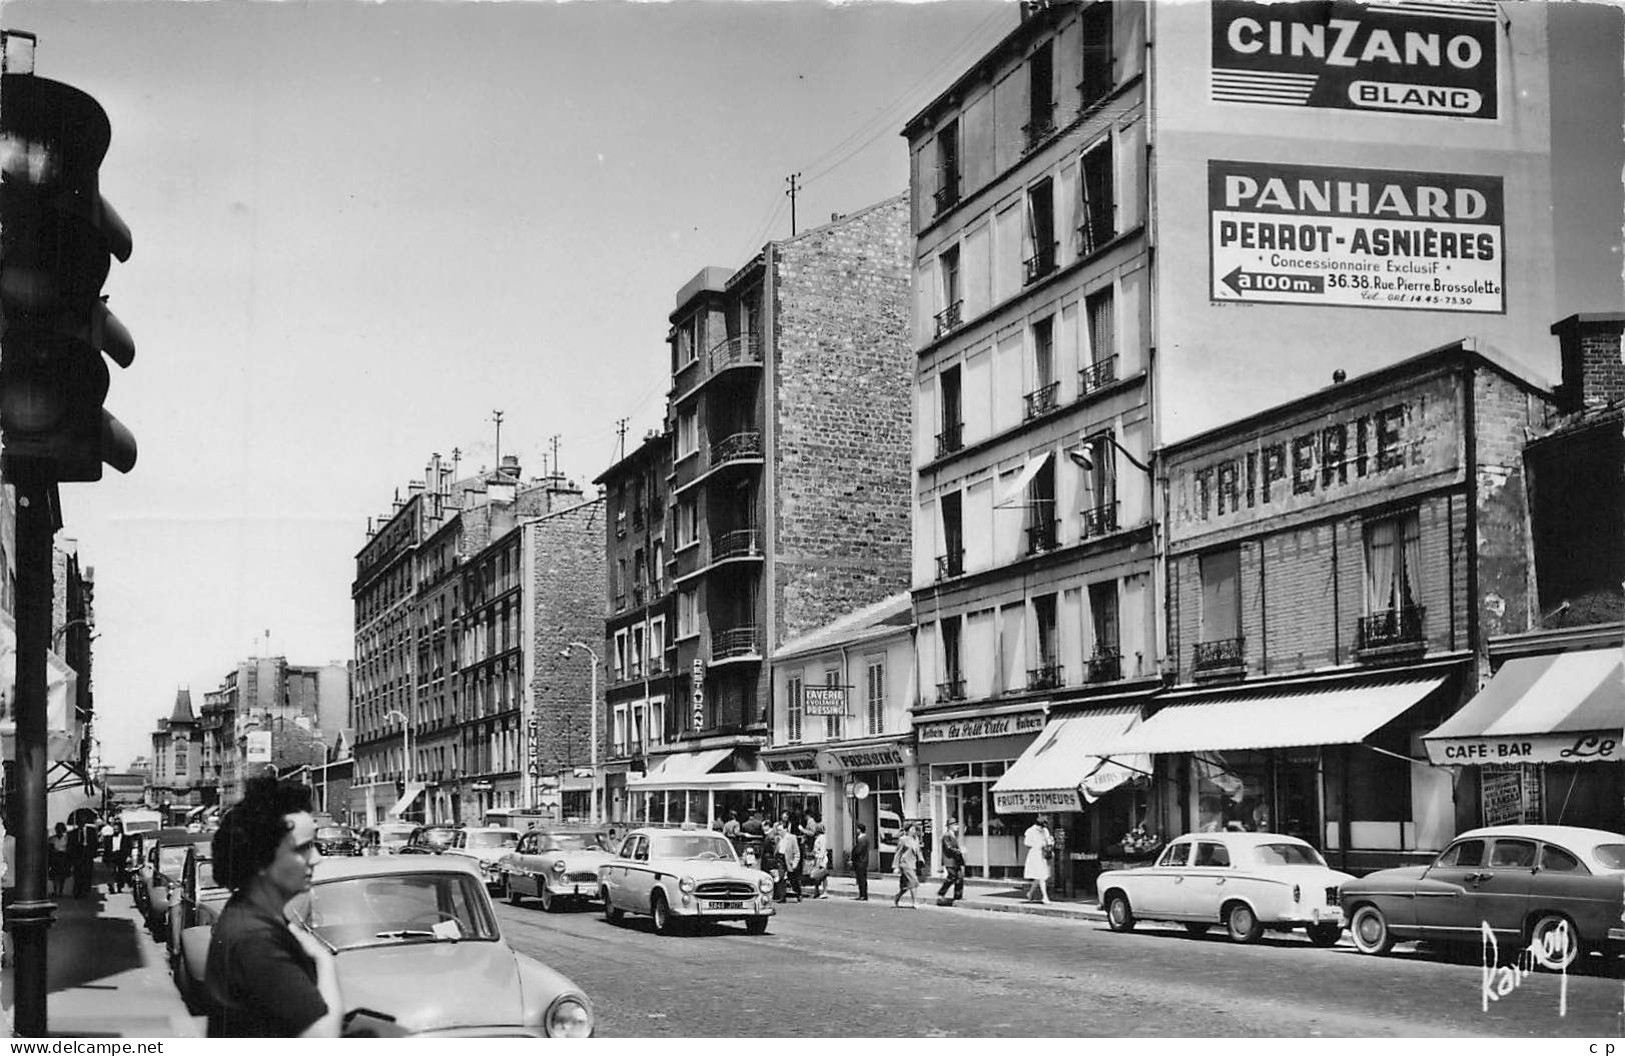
[1550,313,1625,414]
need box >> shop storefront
[813,737,915,875]
[918,705,1046,878]
[1424,641,1623,833]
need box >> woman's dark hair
[212,776,313,892]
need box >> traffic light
[0,70,136,482]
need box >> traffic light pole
[10,462,59,1037]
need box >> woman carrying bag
[1022,814,1055,904]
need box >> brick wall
[1552,313,1625,412]
[1473,368,1549,641]
[526,500,607,776]
[772,193,915,645]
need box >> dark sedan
[1340,824,1625,970]
[400,825,461,855]
[315,824,362,857]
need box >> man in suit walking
[936,819,966,905]
[850,822,870,901]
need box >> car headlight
[679,876,696,894]
[545,995,593,1038]
[552,861,567,874]
[757,875,774,895]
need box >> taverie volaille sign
[1167,374,1461,547]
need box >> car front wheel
[1105,892,1135,933]
[650,892,674,935]
[539,884,555,913]
[1225,902,1262,944]
[1529,913,1580,971]
[1306,923,1342,947]
[602,888,623,925]
[1349,904,1394,956]
[507,880,523,906]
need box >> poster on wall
[1209,160,1504,313]
[1480,765,1542,826]
[1210,0,1500,120]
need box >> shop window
[1344,741,1410,823]
[1195,752,1266,833]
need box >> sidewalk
[819,872,1108,922]
[1,866,204,1038]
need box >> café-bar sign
[1211,0,1499,119]
[1425,731,1620,767]
[918,710,1045,744]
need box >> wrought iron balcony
[708,333,764,374]
[1194,637,1246,673]
[936,549,964,580]
[710,430,763,466]
[933,300,963,340]
[1085,649,1122,684]
[1025,519,1060,555]
[711,527,763,561]
[1078,210,1117,258]
[1022,241,1058,286]
[935,422,964,458]
[1356,606,1426,651]
[1027,663,1064,691]
[1023,381,1061,420]
[1079,354,1119,396]
[936,678,966,702]
[1022,116,1057,153]
[711,626,762,661]
[933,181,960,216]
[1081,501,1119,538]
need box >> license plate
[702,900,744,912]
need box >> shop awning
[626,770,826,793]
[1099,675,1447,756]
[990,705,1146,813]
[386,782,426,819]
[640,748,732,781]
[1424,650,1623,765]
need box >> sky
[0,0,1619,771]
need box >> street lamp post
[561,642,601,823]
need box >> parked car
[499,828,615,911]
[1340,824,1625,970]
[314,824,362,857]
[177,855,595,1036]
[138,829,202,934]
[1098,831,1355,946]
[599,826,775,936]
[400,825,461,855]
[168,845,231,1009]
[361,821,419,856]
[443,827,521,893]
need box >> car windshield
[463,830,519,850]
[317,827,355,840]
[1592,843,1625,870]
[417,829,459,850]
[1252,843,1327,867]
[652,835,737,862]
[378,830,411,845]
[541,832,610,853]
[301,873,498,950]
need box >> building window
[1361,511,1424,648]
[676,500,698,549]
[650,540,665,593]
[824,669,842,740]
[935,246,963,339]
[939,490,964,580]
[675,317,699,369]
[940,618,964,700]
[1080,432,1118,536]
[1088,580,1121,681]
[1078,138,1116,256]
[1030,594,1061,690]
[615,559,627,607]
[937,366,963,457]
[631,626,645,678]
[678,589,698,639]
[1025,317,1058,419]
[934,120,960,215]
[1024,38,1055,151]
[677,409,698,459]
[649,617,666,673]
[1023,178,1056,285]
[1080,1,1115,107]
[866,656,886,736]
[1025,456,1058,555]
[1197,548,1244,671]
[1085,285,1117,375]
[648,698,665,747]
[787,675,804,744]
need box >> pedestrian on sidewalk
[777,823,804,902]
[71,818,97,898]
[807,823,829,898]
[936,819,966,905]
[107,821,130,894]
[1022,814,1055,904]
[893,823,922,908]
[48,822,69,898]
[205,775,343,1037]
[850,823,870,900]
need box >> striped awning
[990,705,1146,813]
[1424,649,1623,765]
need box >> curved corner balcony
[672,430,765,497]
[710,626,763,666]
[674,334,764,406]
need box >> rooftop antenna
[550,434,561,481]
[616,418,628,462]
[492,410,505,468]
[786,172,802,237]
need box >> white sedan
[1097,832,1355,946]
[599,827,775,935]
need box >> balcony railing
[935,422,963,458]
[710,430,763,466]
[711,527,763,561]
[1079,355,1119,396]
[1085,649,1122,684]
[933,180,960,216]
[1194,637,1246,673]
[711,626,762,661]
[1027,663,1064,691]
[937,677,966,702]
[1022,241,1058,286]
[1357,606,1426,651]
[933,300,963,339]
[936,549,964,581]
[1025,519,1060,555]
[1022,116,1057,153]
[708,333,764,374]
[1081,501,1119,538]
[1023,381,1060,420]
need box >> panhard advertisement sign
[1210,160,1504,313]
[1211,0,1500,119]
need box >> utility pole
[786,172,802,237]
[492,409,505,467]
[550,434,561,482]
[616,418,628,463]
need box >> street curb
[823,886,1107,923]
